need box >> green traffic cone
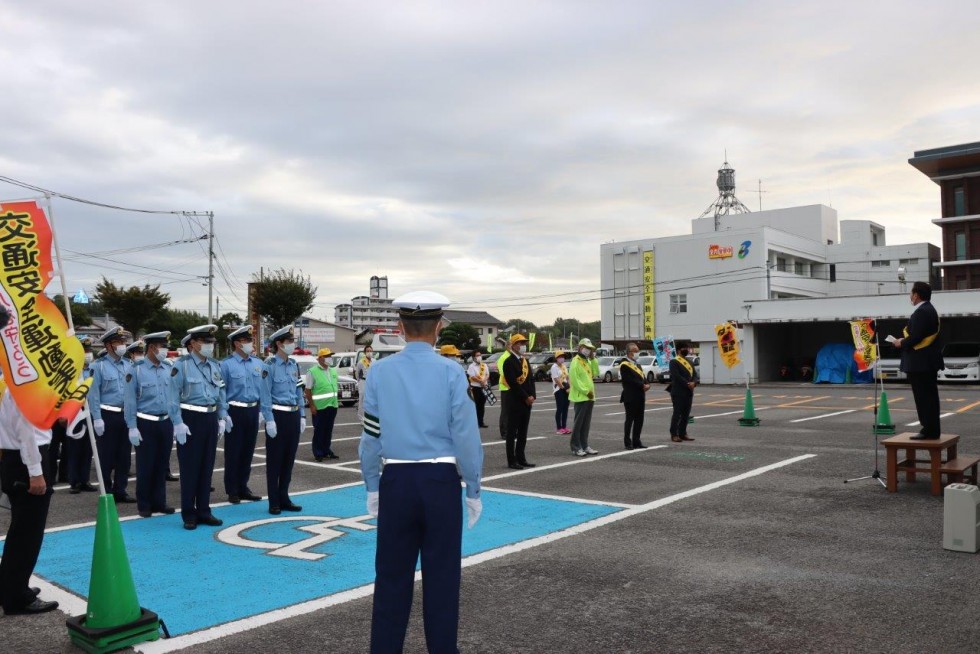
[66,495,160,653]
[873,390,896,435]
[738,388,761,426]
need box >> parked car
[594,356,622,383]
[637,355,668,383]
[937,342,980,382]
[877,357,906,381]
[291,355,359,407]
[529,353,558,381]
[482,351,505,387]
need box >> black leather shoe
[241,491,263,501]
[199,515,223,526]
[155,506,176,515]
[210,486,215,492]
[166,473,179,482]
[183,521,197,530]
[624,442,634,450]
[227,495,241,504]
[314,456,324,462]
[634,443,648,449]
[78,483,97,492]
[508,463,524,470]
[5,598,59,615]
[281,503,303,512]
[479,424,489,428]
[910,434,940,440]
[30,587,40,597]
[269,507,281,515]
[69,485,81,494]
[138,510,152,518]
[115,495,137,504]
[326,452,340,460]
[518,461,536,468]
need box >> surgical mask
[628,352,636,360]
[200,343,215,357]
[156,345,169,359]
[474,356,482,363]
[365,352,373,359]
[556,357,565,365]
[133,355,145,363]
[518,345,527,355]
[114,345,126,357]
[84,352,94,364]
[579,348,589,356]
[282,343,296,355]
[322,358,333,367]
[240,343,254,356]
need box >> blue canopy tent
[813,343,874,384]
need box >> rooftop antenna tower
[699,155,751,231]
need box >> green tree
[250,268,317,330]
[52,294,92,327]
[94,278,170,335]
[503,318,538,334]
[437,322,481,350]
[215,312,245,355]
[145,308,208,346]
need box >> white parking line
[690,408,770,419]
[789,410,857,423]
[483,446,667,481]
[905,412,957,426]
[603,406,674,417]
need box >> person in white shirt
[0,385,59,615]
[466,350,491,428]
[550,351,571,434]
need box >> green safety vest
[309,365,339,409]
[497,350,512,391]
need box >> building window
[871,260,890,268]
[955,232,966,260]
[872,232,879,246]
[488,327,494,334]
[794,261,803,275]
[669,294,687,314]
[776,257,787,272]
[954,187,966,216]
[899,258,919,265]
[829,264,836,283]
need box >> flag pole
[45,195,107,495]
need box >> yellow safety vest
[498,351,512,391]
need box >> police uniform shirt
[87,354,133,420]
[221,353,274,422]
[265,355,305,417]
[124,359,180,428]
[0,390,52,477]
[170,352,229,424]
[358,341,484,499]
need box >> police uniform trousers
[470,386,486,427]
[505,398,531,466]
[224,405,260,496]
[670,389,693,437]
[48,421,69,483]
[908,371,941,438]
[66,426,93,487]
[497,390,510,441]
[311,407,338,459]
[266,409,300,509]
[0,446,53,613]
[624,400,645,447]
[96,411,132,498]
[371,462,462,654]
[176,410,219,523]
[135,417,174,513]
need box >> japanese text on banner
[715,322,741,369]
[849,318,878,373]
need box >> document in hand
[885,335,898,344]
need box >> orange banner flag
[0,200,92,428]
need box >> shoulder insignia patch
[262,370,268,378]
[171,367,179,377]
[125,374,133,383]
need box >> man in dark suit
[668,347,698,443]
[502,334,536,469]
[895,281,944,440]
[619,343,649,450]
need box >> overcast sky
[2,1,977,325]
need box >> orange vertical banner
[0,200,91,428]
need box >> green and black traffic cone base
[738,388,761,427]
[872,390,895,435]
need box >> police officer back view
[359,291,484,654]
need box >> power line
[0,175,209,216]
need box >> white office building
[334,276,399,330]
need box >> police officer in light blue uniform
[87,327,136,503]
[359,291,484,654]
[66,336,98,493]
[220,325,273,504]
[263,325,305,515]
[170,325,228,530]
[125,331,178,518]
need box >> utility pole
[207,211,215,322]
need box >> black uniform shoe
[241,491,263,501]
[69,485,81,495]
[624,442,634,450]
[479,424,489,428]
[326,452,340,460]
[633,443,648,449]
[183,521,197,530]
[155,506,176,515]
[78,483,98,492]
[507,463,524,470]
[166,473,179,482]
[269,507,281,515]
[314,456,324,462]
[138,510,152,518]
[910,434,940,440]
[115,494,137,504]
[281,503,303,512]
[4,599,59,615]
[199,515,223,526]
[30,587,40,597]
[227,495,241,504]
[518,461,536,468]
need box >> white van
[288,355,360,407]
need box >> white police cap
[392,291,451,320]
[269,325,294,343]
[227,325,254,341]
[180,333,192,348]
[143,331,171,345]
[125,340,145,354]
[186,324,218,340]
[99,326,132,344]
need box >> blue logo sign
[72,288,90,304]
[737,240,751,259]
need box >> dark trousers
[135,417,174,513]
[66,429,93,486]
[670,391,693,437]
[909,371,941,438]
[96,411,131,497]
[266,409,300,509]
[0,446,53,612]
[470,387,487,426]
[224,405,260,496]
[498,391,510,441]
[505,400,532,465]
[624,400,645,446]
[176,410,218,523]
[48,422,69,483]
[312,407,338,458]
[554,390,569,429]
[371,463,462,654]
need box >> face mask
[133,355,145,363]
[282,343,296,355]
[322,358,333,367]
[114,345,127,357]
[556,357,564,365]
[474,356,482,363]
[199,343,215,357]
[628,352,636,360]
[365,352,373,359]
[518,345,527,355]
[156,345,169,359]
[240,343,254,356]
[579,348,589,356]
[84,352,94,364]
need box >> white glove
[258,413,266,427]
[266,420,278,439]
[93,419,105,437]
[224,414,234,432]
[300,418,307,433]
[217,419,226,435]
[174,422,190,445]
[128,428,142,447]
[366,491,380,518]
[466,496,483,528]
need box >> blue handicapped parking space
[35,486,621,636]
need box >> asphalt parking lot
[3,380,980,653]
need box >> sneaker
[574,449,587,457]
[556,430,564,435]
[584,447,599,455]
